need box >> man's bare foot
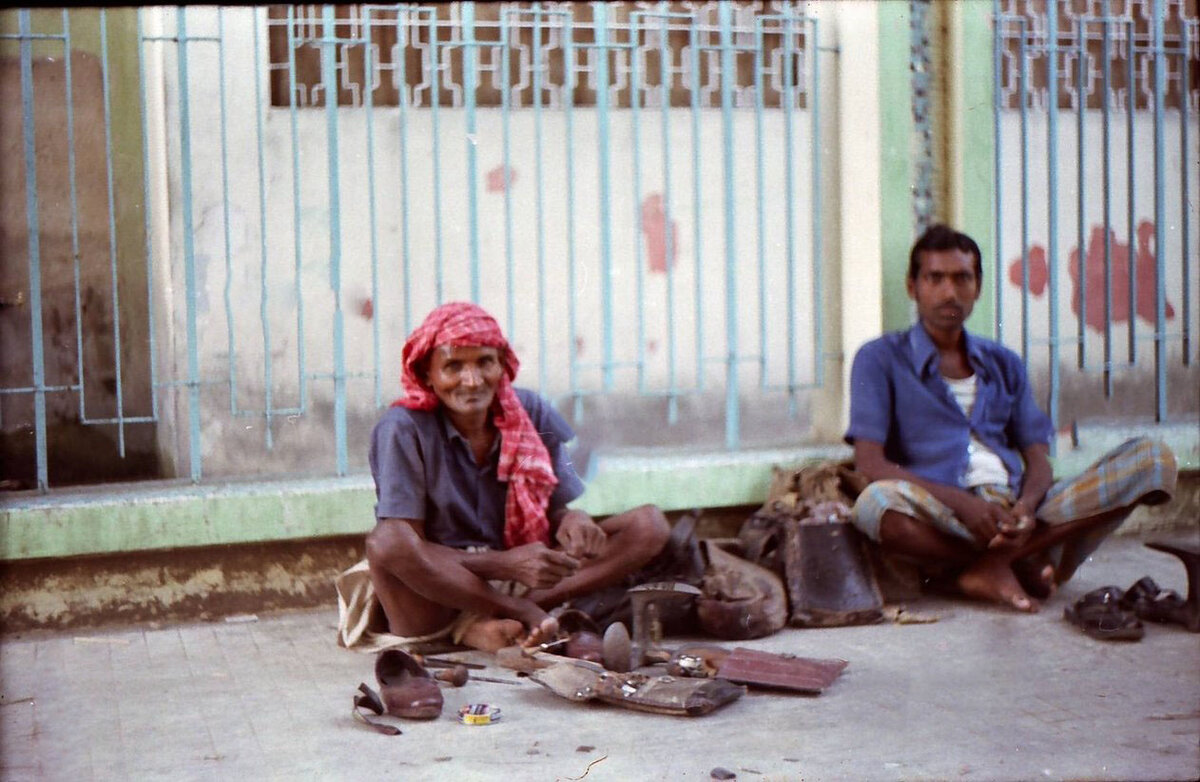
[461,617,525,653]
[957,554,1039,613]
[1013,553,1056,599]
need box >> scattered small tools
[467,675,526,686]
[414,655,486,671]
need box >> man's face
[425,344,504,419]
[907,248,981,334]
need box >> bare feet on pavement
[957,553,1039,613]
[1013,553,1057,600]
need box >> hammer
[430,665,470,687]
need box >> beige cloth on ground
[335,557,525,653]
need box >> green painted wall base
[574,445,854,516]
[1,477,376,561]
[2,427,1196,562]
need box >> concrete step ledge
[2,422,1196,562]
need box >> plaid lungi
[851,437,1176,569]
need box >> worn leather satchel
[739,460,883,627]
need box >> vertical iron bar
[19,10,49,491]
[1102,9,1113,397]
[533,7,548,391]
[993,1,1004,341]
[321,5,348,474]
[100,10,127,455]
[252,10,275,431]
[218,9,241,421]
[1180,22,1191,364]
[657,8,677,423]
[398,10,412,334]
[364,9,382,408]
[754,20,766,389]
[287,7,309,410]
[1047,1,1061,439]
[463,2,480,303]
[431,9,444,300]
[596,3,614,390]
[690,15,704,390]
[177,8,204,481]
[501,10,514,340]
[1019,19,1030,363]
[565,9,581,418]
[1076,22,1086,369]
[1126,19,1137,365]
[719,1,739,450]
[631,15,645,392]
[137,9,160,419]
[65,10,87,420]
[784,15,797,404]
[810,15,824,389]
[1151,0,1167,420]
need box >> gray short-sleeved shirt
[369,387,586,549]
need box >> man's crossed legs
[852,437,1177,611]
[364,505,670,651]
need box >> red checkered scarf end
[393,302,557,547]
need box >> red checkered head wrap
[394,302,557,548]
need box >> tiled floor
[2,535,1198,781]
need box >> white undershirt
[943,374,1010,488]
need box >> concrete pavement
[2,535,1198,782]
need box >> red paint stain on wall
[574,336,585,357]
[641,193,678,274]
[1008,245,1049,294]
[486,165,517,193]
[1006,220,1175,332]
[359,297,374,320]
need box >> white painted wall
[147,5,859,477]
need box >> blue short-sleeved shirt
[844,324,1053,493]
[369,387,586,549]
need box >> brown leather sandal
[375,649,444,719]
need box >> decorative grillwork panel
[996,0,1198,111]
[267,2,813,110]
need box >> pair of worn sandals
[1063,541,1200,641]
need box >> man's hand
[954,494,1037,550]
[993,498,1036,548]
[501,542,581,589]
[554,510,607,560]
[953,494,1018,547]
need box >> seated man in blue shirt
[845,225,1176,612]
[360,302,670,652]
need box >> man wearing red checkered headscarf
[393,301,557,549]
[354,302,672,653]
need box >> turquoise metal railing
[992,0,1198,442]
[3,2,831,491]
